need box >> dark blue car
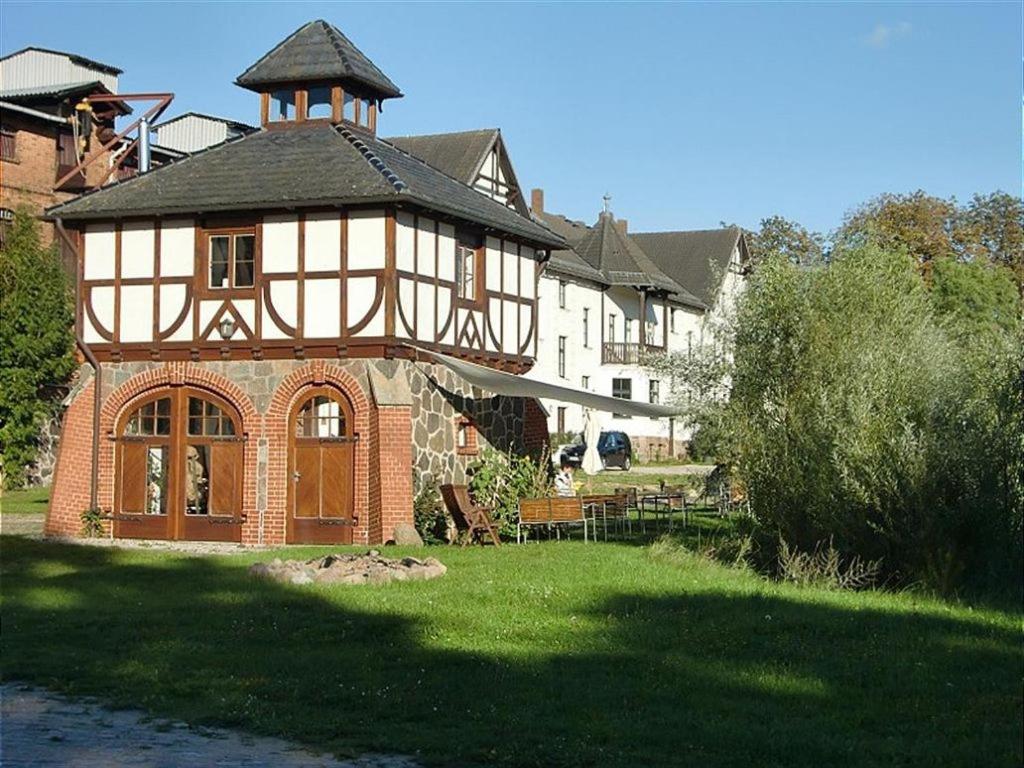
[561,431,633,471]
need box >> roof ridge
[336,126,407,192]
[634,225,740,236]
[383,128,499,142]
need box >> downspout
[55,218,101,511]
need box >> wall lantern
[217,315,236,340]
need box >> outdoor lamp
[217,315,235,340]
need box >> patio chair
[440,484,502,547]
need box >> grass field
[1,487,49,514]
[2,535,1020,767]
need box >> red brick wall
[522,397,550,456]
[47,361,417,546]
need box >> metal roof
[0,46,122,76]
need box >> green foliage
[740,214,825,268]
[412,480,450,544]
[0,209,76,489]
[80,507,104,538]
[467,446,552,538]
[728,246,1022,596]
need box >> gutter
[55,218,101,512]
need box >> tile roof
[385,129,498,184]
[575,212,702,302]
[631,228,743,305]
[44,123,564,248]
[236,19,402,99]
[536,212,606,284]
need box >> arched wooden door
[114,388,244,542]
[287,388,356,544]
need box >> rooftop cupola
[236,19,402,134]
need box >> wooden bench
[440,484,501,547]
[517,497,591,543]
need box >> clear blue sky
[3,2,1020,234]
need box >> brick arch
[96,364,261,543]
[264,362,375,545]
[101,363,259,431]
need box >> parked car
[560,431,633,470]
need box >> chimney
[531,188,544,214]
[617,219,628,234]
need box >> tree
[834,191,962,276]
[722,215,824,269]
[955,192,1023,285]
[0,209,76,489]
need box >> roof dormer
[235,19,402,134]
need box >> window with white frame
[558,280,567,308]
[455,231,482,303]
[649,379,660,405]
[607,314,616,343]
[581,375,590,390]
[671,308,677,333]
[612,378,632,419]
[557,336,566,378]
[582,307,589,347]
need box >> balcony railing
[602,341,665,365]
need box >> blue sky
[3,2,1020,234]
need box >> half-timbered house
[44,20,564,545]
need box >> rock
[392,524,424,547]
[250,550,446,586]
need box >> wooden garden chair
[440,484,501,547]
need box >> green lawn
[0,487,49,514]
[2,536,1020,767]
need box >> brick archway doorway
[287,387,357,544]
[113,388,244,542]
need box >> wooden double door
[114,388,243,542]
[287,388,356,544]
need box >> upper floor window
[1,129,16,162]
[581,375,590,390]
[612,377,632,420]
[582,307,589,347]
[607,314,616,343]
[208,231,256,290]
[270,90,296,121]
[455,231,483,304]
[557,336,567,378]
[558,280,567,308]
[649,380,660,405]
[670,308,678,333]
[307,86,332,119]
[624,318,633,343]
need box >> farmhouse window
[0,129,14,161]
[206,230,256,291]
[455,231,483,305]
[558,280,567,308]
[558,336,567,378]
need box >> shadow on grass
[1,537,1020,767]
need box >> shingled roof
[236,19,402,99]
[631,228,745,305]
[43,123,563,248]
[386,129,498,184]
[574,212,703,304]
[535,212,606,284]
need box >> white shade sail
[414,347,682,418]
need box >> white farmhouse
[529,189,749,460]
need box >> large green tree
[0,210,76,489]
[723,215,824,268]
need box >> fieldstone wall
[405,361,526,492]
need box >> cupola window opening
[307,86,332,119]
[269,90,296,122]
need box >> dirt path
[0,684,420,767]
[0,513,45,537]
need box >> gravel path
[630,464,715,475]
[0,513,45,537]
[0,684,420,768]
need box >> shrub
[467,446,552,538]
[729,247,1022,595]
[0,209,76,489]
[413,480,451,545]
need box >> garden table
[637,492,687,533]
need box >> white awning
[415,347,682,418]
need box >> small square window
[307,86,332,119]
[456,418,478,455]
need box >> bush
[468,446,552,539]
[413,480,451,545]
[728,247,1022,596]
[0,209,76,489]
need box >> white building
[529,190,749,460]
[152,112,256,154]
